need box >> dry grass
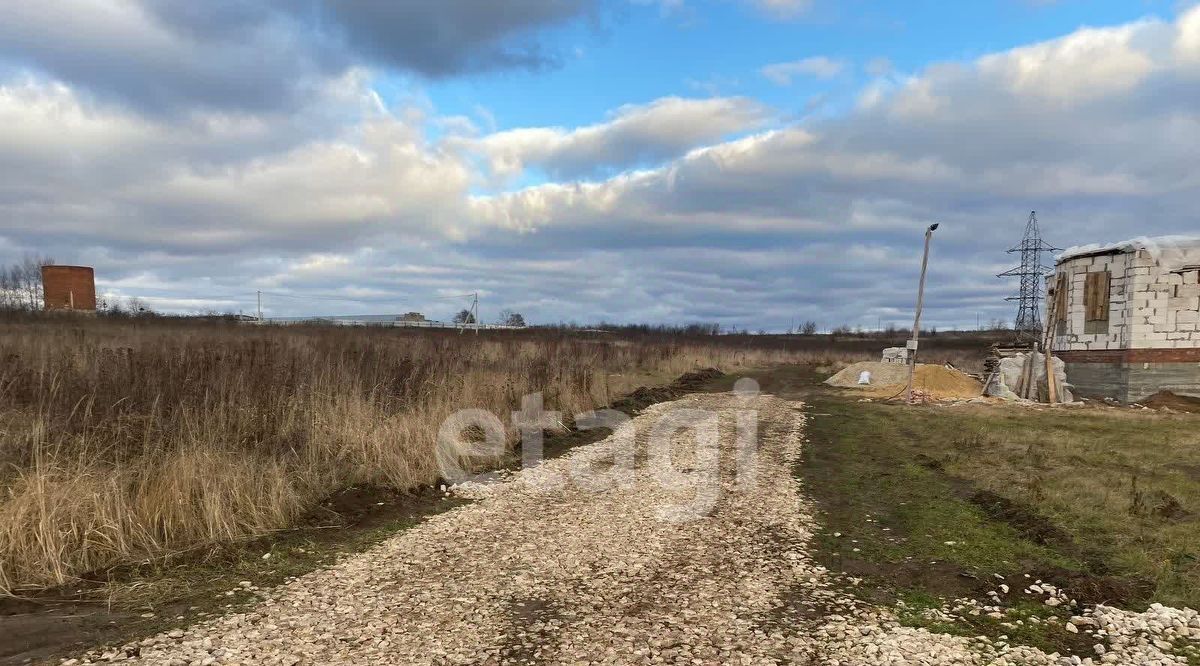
[0,316,831,593]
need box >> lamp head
[928,223,940,232]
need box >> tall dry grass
[0,317,818,592]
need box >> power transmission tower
[997,211,1060,338]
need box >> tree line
[0,256,54,311]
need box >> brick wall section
[41,265,96,311]
[1052,245,1200,352]
[1058,348,1200,363]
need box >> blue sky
[427,0,1174,130]
[0,0,1197,330]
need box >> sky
[2,0,1198,330]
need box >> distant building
[1051,236,1200,402]
[41,265,96,311]
[398,312,426,322]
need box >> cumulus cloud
[761,56,847,85]
[470,96,772,180]
[316,0,595,77]
[0,1,344,114]
[0,0,595,114]
[5,6,1200,330]
[462,7,1200,327]
[976,19,1168,104]
[0,74,477,259]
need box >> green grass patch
[798,385,1200,654]
[805,395,1083,583]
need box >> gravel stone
[64,394,1199,665]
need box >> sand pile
[1139,391,1200,413]
[825,361,983,400]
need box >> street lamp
[904,223,939,404]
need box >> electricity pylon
[998,211,1059,337]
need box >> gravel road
[68,392,1198,665]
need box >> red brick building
[41,265,97,311]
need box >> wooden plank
[1084,271,1111,322]
[1043,285,1060,405]
[1056,273,1069,322]
[1096,270,1111,321]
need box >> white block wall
[1052,246,1200,351]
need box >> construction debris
[984,351,1074,403]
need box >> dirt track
[65,390,1199,665]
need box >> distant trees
[103,297,155,318]
[497,309,526,327]
[587,322,720,335]
[800,320,818,335]
[0,255,54,310]
[453,309,477,325]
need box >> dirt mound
[825,361,982,401]
[1139,391,1200,413]
[610,367,723,415]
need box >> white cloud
[469,96,771,180]
[457,8,1200,327]
[746,0,813,20]
[4,7,1200,331]
[0,1,598,114]
[977,20,1167,104]
[761,56,846,85]
[1175,3,1200,64]
[644,0,812,20]
[0,74,478,256]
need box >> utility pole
[904,223,939,404]
[257,290,263,322]
[459,292,480,335]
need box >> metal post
[904,223,939,404]
[257,290,263,321]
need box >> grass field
[798,376,1200,655]
[0,315,873,595]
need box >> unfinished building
[1050,237,1200,403]
[41,265,96,312]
